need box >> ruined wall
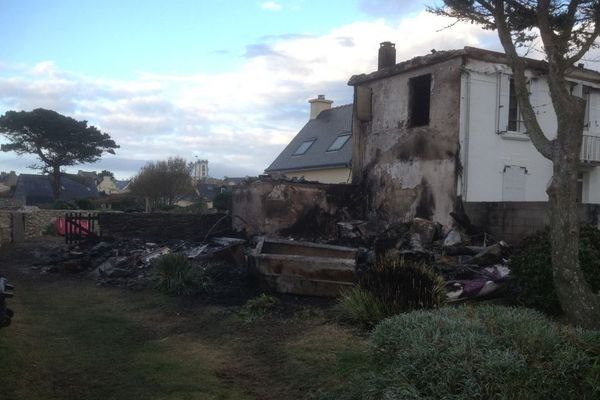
[98,212,230,241]
[232,180,362,238]
[352,57,463,227]
[465,202,600,243]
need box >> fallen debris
[33,236,247,290]
[249,237,357,297]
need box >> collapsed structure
[235,43,600,242]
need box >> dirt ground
[0,237,367,400]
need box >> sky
[0,0,507,179]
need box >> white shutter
[587,88,600,135]
[497,73,510,133]
[502,165,527,201]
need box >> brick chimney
[308,94,333,119]
[378,41,396,70]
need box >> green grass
[0,272,366,400]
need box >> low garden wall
[0,209,91,245]
[97,212,231,241]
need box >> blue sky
[0,0,499,179]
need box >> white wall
[460,59,600,204]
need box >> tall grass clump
[154,254,210,296]
[337,256,445,327]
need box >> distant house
[97,175,120,195]
[265,95,353,184]
[14,174,99,205]
[115,180,130,192]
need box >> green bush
[213,192,232,211]
[51,200,77,210]
[510,226,600,314]
[337,256,446,327]
[74,198,94,210]
[238,293,278,321]
[326,306,600,400]
[154,254,210,296]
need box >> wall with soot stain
[352,57,463,227]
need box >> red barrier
[55,218,90,237]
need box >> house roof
[265,104,353,173]
[115,180,130,191]
[349,46,600,86]
[14,173,99,204]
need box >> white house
[348,44,600,227]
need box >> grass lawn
[0,240,367,400]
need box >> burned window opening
[408,74,431,127]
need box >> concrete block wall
[464,202,600,244]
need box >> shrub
[337,256,445,327]
[74,198,94,210]
[154,254,210,296]
[326,306,600,400]
[213,192,232,212]
[51,200,77,210]
[238,293,278,321]
[510,226,600,314]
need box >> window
[576,173,584,203]
[327,133,351,152]
[292,139,316,156]
[507,78,521,132]
[408,74,431,127]
[502,165,527,201]
[498,74,529,134]
[583,85,591,130]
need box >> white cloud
[260,1,282,11]
[0,11,498,179]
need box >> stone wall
[464,202,600,243]
[0,209,92,245]
[0,197,25,210]
[0,212,11,244]
[98,212,231,241]
[232,180,363,239]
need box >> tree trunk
[51,165,61,201]
[548,127,600,329]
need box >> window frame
[292,139,316,156]
[326,133,351,152]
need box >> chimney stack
[308,94,333,119]
[378,41,396,70]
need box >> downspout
[460,64,472,201]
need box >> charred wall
[98,212,231,241]
[352,57,463,227]
[232,180,363,239]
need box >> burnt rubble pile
[336,216,512,302]
[33,237,246,290]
